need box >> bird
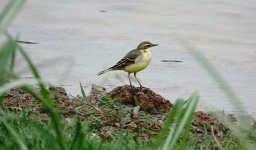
[98,41,158,90]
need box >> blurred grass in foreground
[0,0,255,150]
[180,40,256,149]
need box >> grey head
[137,41,158,50]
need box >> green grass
[0,1,256,150]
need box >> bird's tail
[97,68,112,76]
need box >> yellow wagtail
[98,41,158,89]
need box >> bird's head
[137,41,158,50]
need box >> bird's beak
[151,44,159,47]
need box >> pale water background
[1,0,256,116]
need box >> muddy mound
[2,86,235,141]
[108,85,173,111]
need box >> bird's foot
[129,85,136,93]
[139,86,149,91]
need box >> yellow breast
[124,48,151,73]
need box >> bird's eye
[145,44,150,48]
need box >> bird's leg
[128,73,134,91]
[134,73,145,90]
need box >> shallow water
[2,0,256,116]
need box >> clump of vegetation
[2,85,250,149]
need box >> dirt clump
[3,88,35,111]
[108,85,173,111]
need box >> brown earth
[108,85,172,111]
[1,85,231,140]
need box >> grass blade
[161,93,198,150]
[21,85,67,150]
[0,117,28,150]
[0,79,28,96]
[10,38,17,71]
[0,0,26,34]
[16,41,41,79]
[178,94,198,149]
[2,33,67,150]
[181,41,254,149]
[9,35,67,150]
[0,38,17,83]
[181,41,246,114]
[69,120,84,150]
[79,82,87,100]
[153,99,183,149]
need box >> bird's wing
[110,49,140,70]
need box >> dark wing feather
[110,49,139,70]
